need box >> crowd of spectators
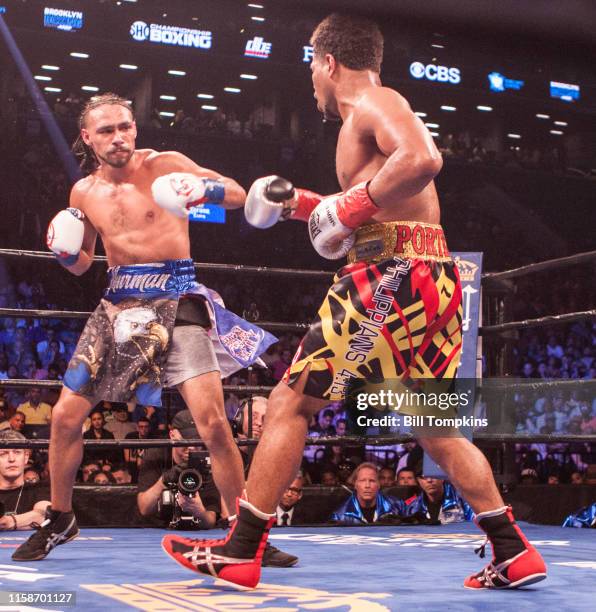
[437,132,588,177]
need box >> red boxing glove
[289,188,324,222]
[334,181,380,229]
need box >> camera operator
[136,410,220,529]
[0,431,50,530]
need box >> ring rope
[483,249,596,283]
[0,432,593,450]
[0,248,333,278]
[2,306,593,336]
[2,377,593,393]
[1,247,594,282]
[482,310,596,334]
[0,308,310,333]
[0,379,274,395]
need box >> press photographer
[0,431,50,530]
[136,411,220,529]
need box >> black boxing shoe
[262,542,299,567]
[464,506,547,589]
[12,507,79,561]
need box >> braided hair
[72,93,134,175]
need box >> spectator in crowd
[330,463,402,525]
[0,431,50,530]
[403,476,473,524]
[16,388,51,426]
[379,466,396,488]
[91,470,115,486]
[105,404,136,439]
[132,404,166,435]
[570,471,584,485]
[395,441,423,473]
[82,410,122,467]
[112,464,133,485]
[320,469,339,486]
[310,408,336,436]
[124,417,152,478]
[235,396,267,451]
[520,468,540,485]
[396,467,417,486]
[335,418,347,436]
[36,329,64,358]
[24,467,41,484]
[79,461,101,483]
[274,473,311,527]
[9,412,26,434]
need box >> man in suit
[275,473,306,526]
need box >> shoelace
[22,521,53,548]
[474,535,489,559]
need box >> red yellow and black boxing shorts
[283,221,463,401]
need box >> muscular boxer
[13,93,276,561]
[162,16,546,590]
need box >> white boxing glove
[308,197,356,260]
[46,208,85,266]
[244,176,287,228]
[152,173,225,218]
[308,182,379,260]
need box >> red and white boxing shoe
[161,498,275,590]
[464,506,547,589]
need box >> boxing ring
[0,522,593,610]
[0,248,595,610]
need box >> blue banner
[423,252,483,477]
[188,204,226,224]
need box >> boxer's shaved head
[311,13,383,73]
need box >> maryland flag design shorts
[283,221,463,401]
